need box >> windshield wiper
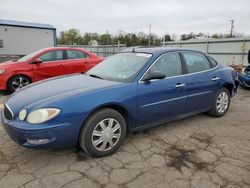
[87,74,103,80]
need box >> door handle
[212,77,220,81]
[175,83,185,88]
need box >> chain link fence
[58,44,127,57]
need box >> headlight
[0,69,5,75]
[27,108,61,124]
[19,109,27,121]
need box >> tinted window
[67,50,88,59]
[207,56,218,68]
[39,50,63,62]
[182,52,211,73]
[150,52,182,77]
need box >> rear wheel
[208,88,230,117]
[79,108,127,157]
[7,75,31,93]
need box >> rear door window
[182,52,211,73]
[207,56,218,68]
[66,50,89,59]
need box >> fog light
[26,138,53,145]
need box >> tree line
[57,29,241,47]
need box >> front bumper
[1,111,79,149]
[0,76,6,90]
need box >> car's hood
[0,60,20,68]
[6,74,121,112]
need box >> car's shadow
[0,91,10,95]
[0,91,10,104]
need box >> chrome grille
[4,104,13,120]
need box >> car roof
[42,47,85,51]
[122,47,204,55]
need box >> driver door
[136,52,188,128]
[32,50,66,81]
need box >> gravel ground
[0,88,249,188]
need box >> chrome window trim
[138,51,219,83]
[4,103,14,120]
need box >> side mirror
[33,58,43,64]
[141,71,166,82]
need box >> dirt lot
[0,88,249,188]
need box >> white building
[0,19,56,56]
[162,37,250,65]
[88,40,98,46]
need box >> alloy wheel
[216,91,229,113]
[11,76,30,90]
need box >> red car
[0,47,104,92]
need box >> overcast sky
[1,0,250,37]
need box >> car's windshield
[17,49,45,62]
[87,52,152,82]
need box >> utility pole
[230,20,235,38]
[148,24,151,46]
[106,30,109,45]
[163,35,166,47]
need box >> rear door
[64,50,92,74]
[181,51,221,112]
[32,50,66,80]
[136,52,188,127]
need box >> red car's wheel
[7,75,31,93]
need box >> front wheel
[79,108,127,157]
[208,88,231,117]
[7,75,31,93]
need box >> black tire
[7,75,31,93]
[79,108,127,157]
[208,87,231,117]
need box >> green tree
[163,34,171,42]
[64,29,82,45]
[181,33,195,40]
[57,31,66,44]
[99,34,112,45]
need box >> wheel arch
[79,103,132,135]
[223,82,234,96]
[6,74,32,89]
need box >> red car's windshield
[17,49,45,62]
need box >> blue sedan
[238,66,250,89]
[1,48,238,157]
[238,50,250,89]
